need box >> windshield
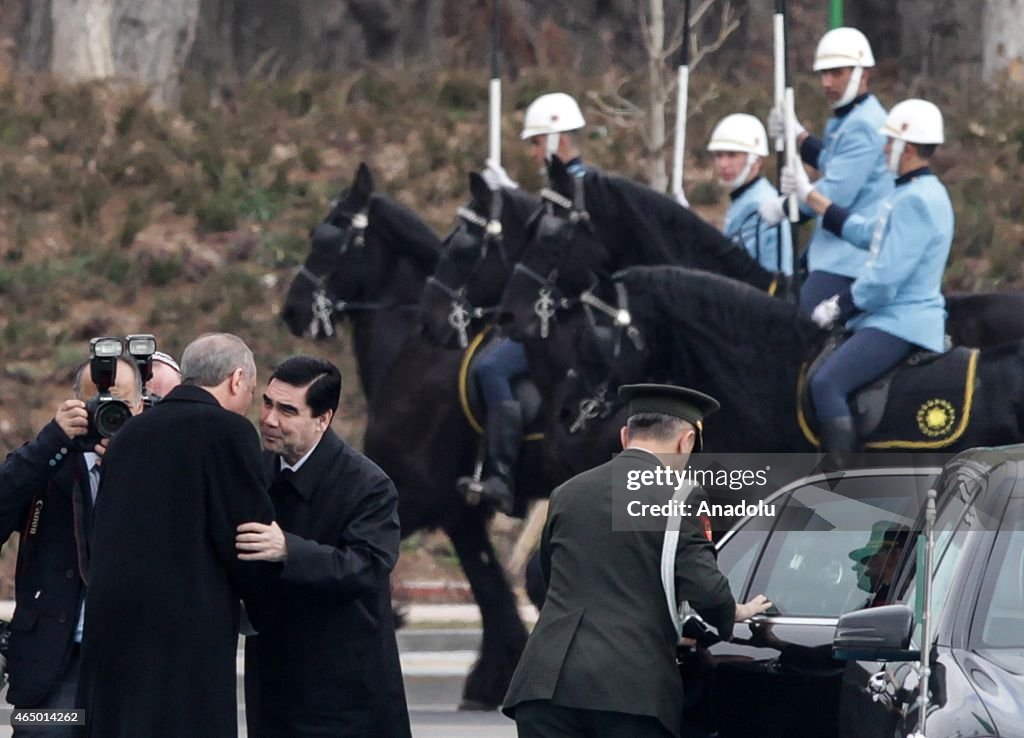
[972,500,1024,648]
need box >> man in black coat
[237,355,410,737]
[503,384,771,738]
[76,333,282,738]
[0,356,142,738]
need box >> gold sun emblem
[917,399,956,437]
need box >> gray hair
[73,357,144,406]
[180,333,256,388]
[626,412,692,442]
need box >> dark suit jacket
[502,448,736,736]
[244,429,411,738]
[76,385,280,738]
[0,421,90,706]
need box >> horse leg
[446,508,529,711]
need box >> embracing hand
[236,521,288,561]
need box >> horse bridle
[295,203,416,338]
[423,192,507,349]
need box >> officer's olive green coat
[502,448,736,736]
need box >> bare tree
[982,0,1024,84]
[590,0,739,190]
[112,0,200,107]
[51,0,116,81]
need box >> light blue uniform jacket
[840,172,954,352]
[724,177,793,275]
[805,95,893,277]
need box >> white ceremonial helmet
[880,99,944,173]
[707,114,770,157]
[881,99,944,145]
[813,27,876,109]
[708,114,768,190]
[521,92,586,160]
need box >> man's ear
[619,425,630,451]
[677,428,696,456]
[230,367,247,394]
[316,409,334,432]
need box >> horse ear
[547,155,570,193]
[468,172,492,208]
[353,163,374,200]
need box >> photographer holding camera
[0,340,142,737]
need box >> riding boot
[459,401,523,515]
[819,416,858,454]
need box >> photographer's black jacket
[0,420,91,707]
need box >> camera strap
[660,480,698,639]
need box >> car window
[897,475,991,646]
[972,501,1024,648]
[749,474,926,618]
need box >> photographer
[146,351,182,400]
[0,349,142,737]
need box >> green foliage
[143,254,183,286]
[119,199,151,248]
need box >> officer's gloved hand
[482,158,519,190]
[781,164,813,202]
[758,196,788,226]
[767,105,807,141]
[811,295,842,329]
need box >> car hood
[962,649,1024,737]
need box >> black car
[684,446,1024,738]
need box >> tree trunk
[646,0,668,192]
[51,0,115,81]
[111,0,200,107]
[983,0,1024,83]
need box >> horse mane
[615,267,820,420]
[586,170,748,272]
[369,193,442,269]
[623,265,813,345]
[500,185,542,221]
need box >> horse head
[419,173,541,349]
[497,192,610,343]
[282,163,377,339]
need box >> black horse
[281,164,540,710]
[499,228,1024,451]
[419,173,543,349]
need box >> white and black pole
[488,0,502,167]
[671,0,692,206]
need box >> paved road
[0,628,519,737]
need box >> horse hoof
[458,699,499,712]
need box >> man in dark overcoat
[503,383,771,738]
[75,333,282,738]
[237,355,410,737]
[0,357,142,738]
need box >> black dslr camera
[78,337,133,450]
[125,334,158,409]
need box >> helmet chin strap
[544,133,561,162]
[718,153,758,191]
[886,138,906,174]
[831,66,864,109]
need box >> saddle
[458,328,544,441]
[798,333,980,449]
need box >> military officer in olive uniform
[503,384,771,738]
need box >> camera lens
[95,399,132,438]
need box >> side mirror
[832,604,919,662]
